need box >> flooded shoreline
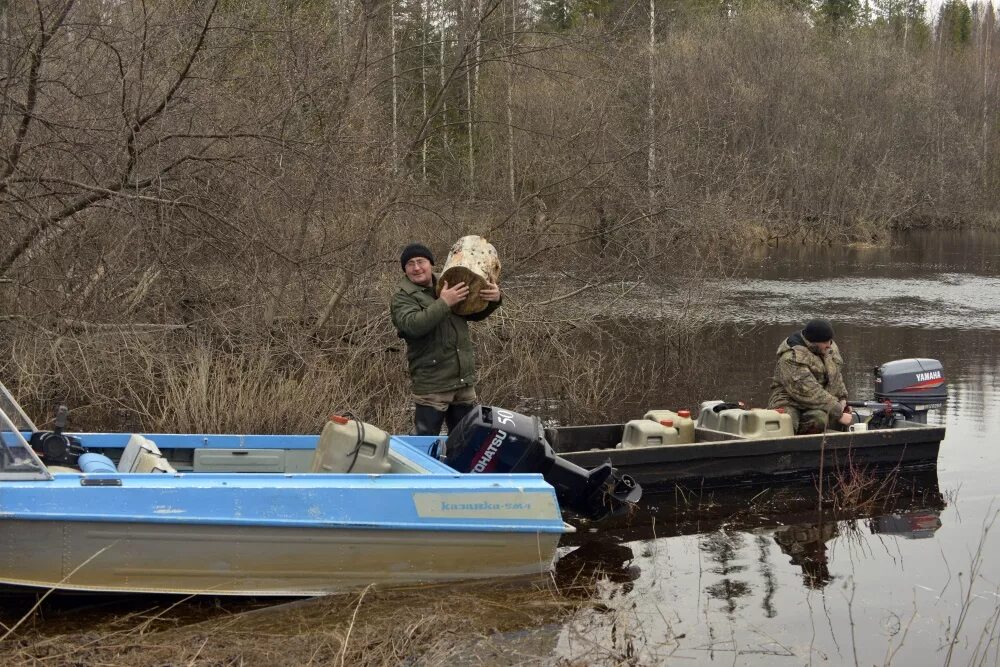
[3,230,999,665]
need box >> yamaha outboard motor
[874,358,947,424]
[445,406,642,520]
[851,358,948,425]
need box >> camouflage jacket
[767,332,848,417]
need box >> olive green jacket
[390,276,501,394]
[767,334,848,417]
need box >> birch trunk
[506,0,517,203]
[1,2,8,81]
[647,0,657,206]
[469,0,483,190]
[983,9,993,184]
[464,0,475,190]
[440,0,449,157]
[390,0,398,172]
[421,0,428,182]
[475,0,482,99]
[336,0,345,60]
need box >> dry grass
[1,262,716,435]
[0,575,613,667]
[2,328,412,435]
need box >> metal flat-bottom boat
[549,421,944,488]
[551,356,949,488]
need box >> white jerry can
[643,409,696,444]
[619,419,680,448]
[738,408,795,438]
[696,401,727,430]
[310,416,392,474]
[718,408,751,435]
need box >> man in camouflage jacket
[768,319,853,434]
[391,243,501,436]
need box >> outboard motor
[851,358,947,425]
[445,406,642,520]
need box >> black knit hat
[400,243,434,271]
[802,318,835,343]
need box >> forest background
[0,0,996,433]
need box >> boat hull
[551,423,944,487]
[0,519,559,596]
[0,438,568,596]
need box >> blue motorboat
[0,383,577,596]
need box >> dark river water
[2,231,997,665]
[550,231,1000,664]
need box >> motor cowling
[445,406,641,520]
[873,358,947,424]
[850,359,948,429]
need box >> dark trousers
[413,403,475,436]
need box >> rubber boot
[414,404,446,436]
[445,403,475,434]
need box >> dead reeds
[821,453,905,516]
[0,576,608,667]
[1,261,716,435]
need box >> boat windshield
[0,407,49,479]
[0,381,37,432]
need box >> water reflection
[868,509,942,539]
[716,276,1000,330]
[548,232,998,665]
[549,468,956,664]
[755,534,777,618]
[566,469,945,600]
[555,540,639,595]
[772,521,838,590]
[701,531,751,615]
[737,230,1000,279]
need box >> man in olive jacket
[768,318,853,434]
[391,243,501,435]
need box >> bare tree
[505,0,517,203]
[390,0,399,173]
[0,0,226,278]
[983,2,995,184]
[421,0,429,182]
[647,0,657,207]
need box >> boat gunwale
[0,471,569,533]
[554,422,945,466]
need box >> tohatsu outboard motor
[850,358,947,425]
[445,406,642,520]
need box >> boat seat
[118,434,176,473]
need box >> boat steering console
[28,404,86,467]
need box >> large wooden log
[437,235,501,316]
